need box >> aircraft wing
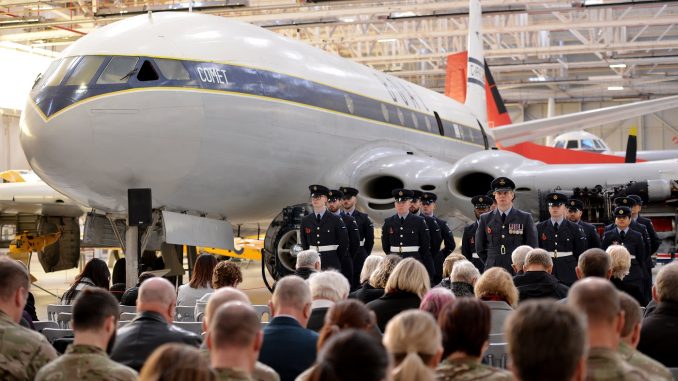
[490,94,678,146]
[0,182,86,217]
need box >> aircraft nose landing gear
[263,204,312,282]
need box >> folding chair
[42,328,73,343]
[56,312,72,329]
[173,321,203,335]
[119,305,136,314]
[176,306,196,322]
[252,305,271,322]
[482,342,508,369]
[46,304,72,322]
[33,321,59,332]
[120,312,137,321]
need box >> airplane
[550,130,678,162]
[18,0,678,280]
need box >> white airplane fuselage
[19,12,487,222]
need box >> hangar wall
[0,111,28,172]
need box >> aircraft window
[65,56,107,86]
[1,224,16,241]
[155,59,190,80]
[45,57,78,87]
[594,140,605,149]
[97,56,139,84]
[137,60,159,82]
[566,140,579,149]
[554,141,566,148]
[33,59,61,89]
[411,112,419,129]
[581,139,595,150]
[381,104,390,122]
[424,116,432,132]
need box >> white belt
[393,246,419,253]
[314,245,339,252]
[471,253,480,259]
[630,255,637,259]
[548,251,573,259]
[360,239,365,247]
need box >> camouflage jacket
[0,310,57,381]
[35,344,137,381]
[200,346,279,381]
[214,368,254,381]
[435,357,513,381]
[587,347,650,381]
[618,342,673,381]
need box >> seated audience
[259,276,318,381]
[367,258,430,332]
[513,249,569,301]
[383,310,442,381]
[506,300,587,381]
[436,298,512,380]
[110,257,126,302]
[120,271,156,306]
[575,248,612,279]
[617,292,672,380]
[568,278,647,380]
[449,260,479,297]
[199,261,244,303]
[307,271,350,332]
[201,287,279,381]
[207,302,262,380]
[139,343,214,381]
[511,245,532,275]
[177,254,217,306]
[60,257,110,305]
[638,262,678,367]
[294,250,322,280]
[436,254,466,289]
[111,277,202,371]
[349,255,383,298]
[307,330,389,381]
[473,267,518,335]
[36,288,136,381]
[419,288,455,320]
[0,258,56,380]
[608,245,647,306]
[351,255,401,304]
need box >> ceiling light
[609,63,627,69]
[377,38,398,43]
[588,75,622,82]
[607,86,624,91]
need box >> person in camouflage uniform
[436,298,512,381]
[35,288,136,381]
[617,292,673,381]
[568,278,649,381]
[0,258,57,381]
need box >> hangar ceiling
[2,0,678,103]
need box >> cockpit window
[33,59,61,89]
[97,56,139,85]
[581,139,595,150]
[566,140,579,149]
[44,57,78,87]
[137,60,159,82]
[594,140,605,149]
[554,141,566,148]
[65,56,107,86]
[155,59,190,80]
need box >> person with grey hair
[306,271,351,332]
[575,248,612,280]
[513,249,569,302]
[449,260,480,297]
[638,262,678,367]
[511,245,532,275]
[295,250,321,280]
[110,277,202,371]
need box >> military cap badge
[399,191,403,196]
[570,201,575,206]
[479,197,484,202]
[313,186,317,191]
[618,209,624,215]
[553,195,558,200]
[499,179,506,185]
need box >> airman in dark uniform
[616,196,656,301]
[628,195,660,255]
[299,185,350,274]
[340,186,375,288]
[327,189,358,285]
[566,198,601,249]
[536,193,587,286]
[475,177,538,275]
[461,195,492,273]
[421,192,456,283]
[381,189,434,280]
[602,206,648,296]
[612,197,651,257]
[411,190,443,263]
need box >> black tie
[316,214,321,222]
[554,222,559,231]
[620,230,626,240]
[400,217,405,224]
[501,213,506,223]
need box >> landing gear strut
[262,203,312,282]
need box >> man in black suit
[476,177,538,275]
[421,192,456,283]
[340,186,375,289]
[602,207,648,296]
[461,195,492,273]
[638,262,678,367]
[381,189,434,279]
[259,276,319,381]
[306,270,350,332]
[536,192,587,286]
[299,185,350,277]
[566,199,601,249]
[513,249,569,302]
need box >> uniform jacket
[602,228,647,290]
[35,344,137,381]
[476,208,538,274]
[214,368,254,381]
[381,213,434,276]
[367,290,422,332]
[578,220,602,249]
[422,213,443,256]
[536,219,586,286]
[347,209,375,255]
[430,215,456,284]
[618,341,673,381]
[435,358,513,381]
[586,347,649,381]
[513,271,569,302]
[435,216,456,256]
[605,221,651,262]
[462,221,485,272]
[259,316,319,381]
[339,213,360,260]
[0,310,57,381]
[638,301,678,368]
[636,215,660,254]
[110,311,202,371]
[300,211,349,272]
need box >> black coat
[461,221,485,272]
[307,307,329,332]
[636,215,660,254]
[577,220,601,249]
[349,283,384,304]
[293,267,316,280]
[300,211,349,273]
[110,311,202,371]
[476,208,538,274]
[513,271,569,302]
[611,276,648,307]
[536,219,587,286]
[450,282,475,298]
[381,213,433,277]
[638,301,678,367]
[259,316,319,381]
[367,290,421,332]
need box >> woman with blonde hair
[436,253,467,289]
[607,245,647,306]
[367,258,430,331]
[473,267,518,335]
[383,310,442,381]
[139,343,214,381]
[352,254,401,304]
